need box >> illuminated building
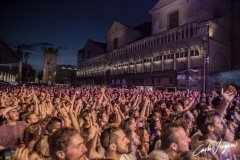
[77,0,239,91]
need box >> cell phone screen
[3,149,14,160]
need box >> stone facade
[232,0,240,69]
[77,0,238,92]
[77,39,106,68]
[107,21,150,52]
[42,48,57,85]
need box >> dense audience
[0,84,239,160]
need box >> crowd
[0,84,239,160]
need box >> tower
[42,48,57,85]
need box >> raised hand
[39,105,47,119]
[193,91,199,98]
[69,94,76,114]
[212,90,219,98]
[60,108,69,119]
[75,89,81,95]
[88,119,99,140]
[46,93,51,101]
[33,94,38,102]
[14,147,29,160]
[46,104,53,115]
[12,96,20,106]
[100,86,106,94]
[221,85,237,103]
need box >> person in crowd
[122,117,140,158]
[136,127,150,159]
[148,124,191,160]
[100,127,133,160]
[0,83,239,160]
[34,116,62,160]
[0,106,28,149]
[24,112,48,151]
[149,118,162,152]
[48,127,88,160]
[192,110,240,159]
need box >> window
[154,56,162,61]
[190,50,194,56]
[164,55,167,60]
[186,28,189,38]
[182,30,185,39]
[113,38,118,49]
[195,50,200,56]
[168,34,171,42]
[176,52,180,58]
[190,27,193,37]
[169,11,179,29]
[157,38,160,45]
[190,50,200,56]
[171,33,175,41]
[176,32,179,40]
[180,52,183,57]
[167,54,170,59]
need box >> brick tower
[42,48,57,85]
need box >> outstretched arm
[217,86,237,117]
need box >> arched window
[182,30,185,39]
[171,33,175,42]
[186,28,189,38]
[190,27,194,37]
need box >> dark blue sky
[0,0,157,71]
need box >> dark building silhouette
[56,65,77,84]
[0,40,21,83]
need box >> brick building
[42,48,57,85]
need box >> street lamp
[203,24,210,93]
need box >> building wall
[232,0,240,69]
[107,22,145,52]
[209,39,231,73]
[77,0,234,92]
[77,20,210,90]
[150,0,231,34]
[204,17,231,73]
[83,41,105,59]
[77,49,84,68]
[77,40,106,69]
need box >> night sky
[0,0,157,71]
